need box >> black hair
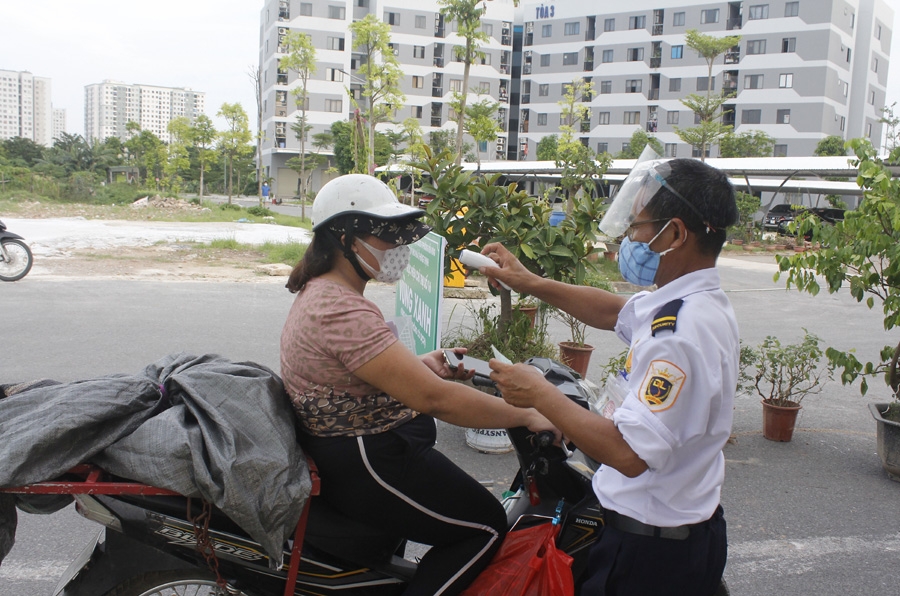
[286,215,367,293]
[645,158,738,256]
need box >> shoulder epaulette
[651,299,684,336]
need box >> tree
[880,102,899,156]
[814,135,848,156]
[191,114,217,199]
[455,95,499,170]
[350,14,405,175]
[124,123,165,184]
[280,31,317,201]
[616,129,664,159]
[429,129,455,159]
[217,103,252,203]
[719,130,776,157]
[556,79,609,213]
[536,135,559,161]
[675,29,741,161]
[249,66,265,206]
[439,0,490,165]
[2,137,44,167]
[330,120,392,175]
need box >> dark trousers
[578,506,727,596]
[302,416,507,596]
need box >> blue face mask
[618,220,674,286]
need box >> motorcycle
[0,219,33,282]
[41,357,728,596]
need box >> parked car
[764,204,845,235]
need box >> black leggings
[301,416,507,596]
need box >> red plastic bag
[462,522,574,596]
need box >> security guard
[481,154,739,595]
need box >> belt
[603,509,695,540]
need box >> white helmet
[312,174,423,230]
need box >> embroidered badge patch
[639,360,686,412]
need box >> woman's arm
[353,342,555,434]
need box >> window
[604,18,615,32]
[357,0,368,6]
[479,81,490,93]
[665,143,677,157]
[538,113,548,126]
[667,111,679,124]
[669,77,681,92]
[413,45,425,59]
[779,73,793,88]
[602,49,614,63]
[480,53,491,65]
[412,76,424,89]
[671,45,683,59]
[873,57,879,72]
[483,24,493,36]
[412,106,422,118]
[627,48,644,61]
[629,15,646,29]
[598,112,610,125]
[597,142,609,154]
[624,111,640,125]
[839,115,846,131]
[774,144,788,157]
[747,40,767,55]
[540,54,550,67]
[539,84,549,96]
[876,24,882,40]
[600,80,612,94]
[563,52,578,66]
[565,22,580,36]
[325,68,344,82]
[785,2,799,17]
[741,109,761,124]
[300,3,312,16]
[415,15,426,29]
[866,123,873,137]
[542,24,552,37]
[673,12,685,26]
[701,9,719,24]
[748,5,769,20]
[324,99,342,112]
[626,79,642,93]
[870,90,876,105]
[327,36,345,51]
[388,43,399,56]
[327,5,345,19]
[450,79,462,92]
[744,74,764,89]
[777,109,790,124]
[385,11,400,25]
[696,77,715,91]
[782,37,796,53]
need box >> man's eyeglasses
[624,218,668,241]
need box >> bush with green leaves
[777,139,900,410]
[739,331,832,407]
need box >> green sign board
[395,232,446,355]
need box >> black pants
[301,416,507,596]
[578,506,727,596]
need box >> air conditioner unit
[279,28,287,35]
[496,143,505,152]
[496,136,506,146]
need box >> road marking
[728,535,900,576]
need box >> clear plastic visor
[598,146,669,238]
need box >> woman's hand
[421,347,475,381]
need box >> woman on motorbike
[280,174,555,596]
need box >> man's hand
[479,243,537,294]
[488,359,553,409]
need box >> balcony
[432,87,443,97]
[433,57,444,68]
[586,28,596,41]
[523,65,532,75]
[584,60,594,71]
[502,34,511,45]
[724,50,741,64]
[431,117,442,127]
[652,24,664,35]
[648,89,659,100]
[727,18,742,30]
[646,120,658,133]
[650,57,661,68]
[520,94,529,104]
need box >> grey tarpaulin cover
[0,353,311,566]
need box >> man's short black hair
[646,159,738,256]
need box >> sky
[1,0,898,139]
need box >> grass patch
[208,238,241,250]
[260,241,307,265]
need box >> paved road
[2,255,899,595]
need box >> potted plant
[776,140,900,474]
[739,331,832,442]
[555,308,594,378]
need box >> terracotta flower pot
[558,342,594,378]
[517,305,538,326]
[762,399,801,442]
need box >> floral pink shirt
[280,277,417,437]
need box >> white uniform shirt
[592,267,739,526]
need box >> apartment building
[258,0,892,195]
[518,0,893,159]
[0,69,53,146]
[258,0,517,196]
[52,108,66,142]
[84,80,206,144]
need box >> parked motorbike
[50,356,728,596]
[0,219,33,282]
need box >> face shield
[598,145,669,238]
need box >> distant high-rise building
[84,80,205,144]
[52,108,66,143]
[0,69,53,146]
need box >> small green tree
[280,31,317,201]
[674,29,741,161]
[217,102,252,203]
[452,95,500,170]
[616,129,664,159]
[439,0,490,165]
[350,14,405,175]
[191,114,217,199]
[164,117,192,192]
[880,102,899,156]
[719,130,776,157]
[814,135,848,156]
[556,79,610,213]
[536,135,559,161]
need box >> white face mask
[355,238,410,284]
